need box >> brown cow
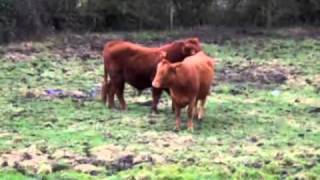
[152,51,215,131]
[101,38,201,112]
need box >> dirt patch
[0,42,44,61]
[164,26,320,44]
[24,87,101,101]
[137,132,193,150]
[4,42,41,55]
[136,132,194,160]
[1,27,318,61]
[0,27,267,61]
[0,34,105,61]
[217,62,297,87]
[0,132,196,175]
[0,145,152,175]
[275,27,320,40]
[3,52,35,61]
[0,145,53,174]
[51,46,101,60]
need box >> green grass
[0,34,319,179]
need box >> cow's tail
[101,48,109,104]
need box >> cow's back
[184,52,215,99]
[103,40,162,90]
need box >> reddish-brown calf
[101,38,201,112]
[152,51,215,131]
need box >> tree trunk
[266,0,273,29]
[169,1,175,30]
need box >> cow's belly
[122,63,156,90]
[125,73,152,90]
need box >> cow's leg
[174,103,181,131]
[197,98,207,120]
[101,64,109,104]
[194,100,199,120]
[164,88,174,113]
[164,88,170,95]
[151,88,162,113]
[171,101,175,113]
[107,81,116,109]
[101,80,108,104]
[115,80,127,111]
[187,98,196,131]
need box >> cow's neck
[168,72,190,93]
[169,74,193,105]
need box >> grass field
[0,28,319,179]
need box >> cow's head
[165,37,201,62]
[179,37,201,56]
[152,59,181,88]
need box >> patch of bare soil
[0,27,265,61]
[0,132,194,175]
[4,42,41,55]
[0,145,53,174]
[217,62,298,87]
[0,145,137,175]
[275,27,320,40]
[135,132,194,162]
[0,34,106,61]
[307,75,320,94]
[1,42,41,61]
[181,26,320,43]
[24,86,101,101]
[173,26,266,44]
[1,27,318,61]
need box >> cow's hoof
[150,111,159,115]
[151,108,159,114]
[187,127,194,132]
[120,108,128,112]
[108,107,116,111]
[173,127,180,133]
[107,105,115,110]
[111,109,118,112]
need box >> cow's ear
[190,48,197,55]
[182,45,195,55]
[191,37,200,43]
[161,59,170,65]
[171,63,182,74]
[173,63,182,69]
[182,45,188,55]
[160,51,167,59]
